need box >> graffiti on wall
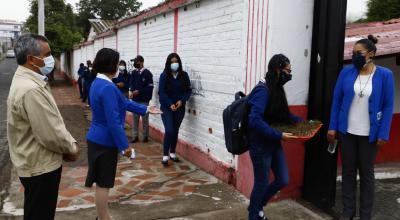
[185,66,205,97]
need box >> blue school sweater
[87,76,147,151]
[129,68,154,103]
[158,71,192,108]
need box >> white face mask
[171,63,179,72]
[113,71,120,79]
[89,67,93,71]
[33,55,55,75]
[119,66,126,71]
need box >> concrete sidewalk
[0,73,331,220]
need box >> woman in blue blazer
[247,54,300,220]
[85,48,161,220]
[158,53,192,166]
[328,35,394,220]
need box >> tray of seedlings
[271,120,323,141]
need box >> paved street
[0,57,17,211]
[334,174,400,220]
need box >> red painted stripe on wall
[137,23,140,55]
[260,0,265,79]
[264,0,270,74]
[245,0,251,94]
[254,0,260,86]
[249,0,255,91]
[174,8,179,53]
[116,30,118,50]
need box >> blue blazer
[129,69,154,103]
[87,77,147,151]
[247,82,302,148]
[112,70,131,93]
[158,71,192,108]
[329,65,395,142]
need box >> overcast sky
[0,0,366,23]
[0,0,162,22]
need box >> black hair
[135,55,144,63]
[264,54,292,125]
[79,63,84,67]
[163,53,191,93]
[86,60,92,66]
[93,48,120,74]
[119,60,126,66]
[356,35,378,54]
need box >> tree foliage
[25,0,83,56]
[76,0,142,38]
[366,0,400,22]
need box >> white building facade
[62,0,315,199]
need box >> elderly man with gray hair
[7,33,79,220]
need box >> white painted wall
[176,0,244,165]
[72,48,82,79]
[68,0,316,167]
[104,35,117,50]
[94,38,103,56]
[117,25,138,70]
[266,0,314,106]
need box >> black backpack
[223,82,267,155]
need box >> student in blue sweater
[129,55,154,143]
[158,53,191,166]
[247,54,300,220]
[77,63,85,99]
[85,48,161,220]
[82,61,96,107]
[328,35,394,220]
[112,60,131,96]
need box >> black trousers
[19,166,62,220]
[339,133,378,220]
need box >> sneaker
[162,156,169,166]
[170,154,180,162]
[131,137,139,143]
[143,137,149,143]
[161,159,169,166]
[130,149,136,160]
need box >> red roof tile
[344,18,400,60]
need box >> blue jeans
[161,106,185,156]
[248,144,289,220]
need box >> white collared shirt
[97,73,112,82]
[33,72,48,82]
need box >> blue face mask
[33,55,55,75]
[171,63,179,72]
[352,53,366,70]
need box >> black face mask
[352,53,367,70]
[279,71,292,86]
[133,63,140,69]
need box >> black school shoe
[170,156,180,163]
[131,137,139,143]
[161,159,169,166]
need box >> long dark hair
[264,54,292,124]
[163,53,190,93]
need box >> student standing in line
[328,35,394,220]
[85,48,161,220]
[129,55,154,143]
[247,54,300,220]
[82,61,96,107]
[77,63,85,99]
[112,60,130,97]
[158,53,192,166]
